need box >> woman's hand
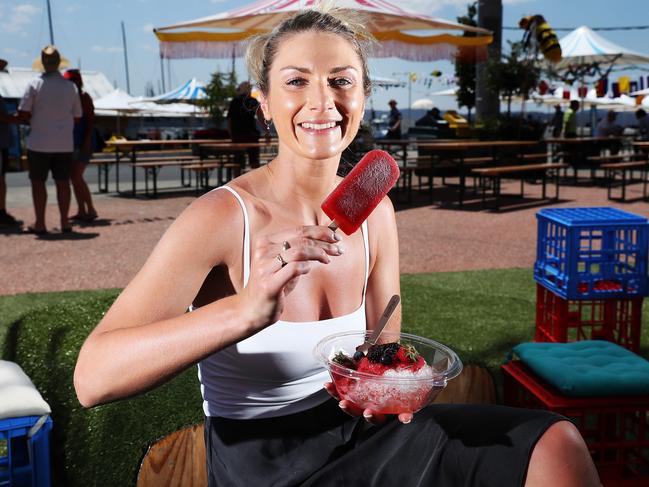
[238,225,344,331]
[324,382,413,425]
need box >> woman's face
[260,30,366,161]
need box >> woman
[75,8,599,486]
[64,69,98,222]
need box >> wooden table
[545,137,625,180]
[104,139,226,194]
[632,141,649,151]
[104,139,277,195]
[413,140,540,206]
[375,138,465,166]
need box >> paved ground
[2,167,649,295]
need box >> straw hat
[31,45,70,72]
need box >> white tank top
[196,185,369,419]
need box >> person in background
[636,109,649,141]
[414,107,442,127]
[595,110,623,138]
[0,59,23,227]
[227,81,261,169]
[18,46,81,234]
[595,110,623,155]
[64,69,98,222]
[551,104,563,137]
[562,100,579,138]
[386,99,402,139]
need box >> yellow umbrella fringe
[155,29,492,47]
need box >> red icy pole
[321,149,400,235]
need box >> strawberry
[396,344,419,364]
[356,356,390,375]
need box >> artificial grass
[1,269,648,486]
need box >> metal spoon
[356,294,401,353]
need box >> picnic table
[103,139,277,196]
[103,139,226,194]
[545,136,626,180]
[412,140,541,206]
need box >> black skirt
[204,399,563,487]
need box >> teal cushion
[511,340,649,397]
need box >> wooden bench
[128,157,206,197]
[520,152,550,162]
[601,161,649,202]
[89,152,196,193]
[472,162,568,211]
[182,162,244,191]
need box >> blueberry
[353,351,365,361]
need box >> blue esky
[1,0,648,115]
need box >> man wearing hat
[18,45,81,234]
[0,58,23,226]
[386,99,402,140]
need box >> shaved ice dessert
[315,331,462,415]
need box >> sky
[1,0,648,119]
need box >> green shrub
[2,292,202,487]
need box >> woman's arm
[364,196,401,333]
[74,189,340,408]
[74,191,248,407]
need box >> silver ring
[282,240,291,251]
[276,253,287,267]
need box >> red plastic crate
[535,283,643,353]
[502,360,649,486]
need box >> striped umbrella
[154,0,491,62]
[150,78,207,103]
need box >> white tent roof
[557,26,649,69]
[430,87,457,96]
[94,89,142,112]
[95,89,204,117]
[0,67,114,100]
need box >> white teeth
[301,122,337,130]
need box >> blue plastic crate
[0,415,52,487]
[534,207,649,300]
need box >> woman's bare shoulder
[368,195,396,228]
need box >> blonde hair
[245,7,374,97]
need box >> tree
[454,2,478,123]
[485,41,540,116]
[201,71,237,125]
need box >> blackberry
[353,351,365,361]
[367,342,400,363]
[380,354,393,365]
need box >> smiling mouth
[298,121,341,133]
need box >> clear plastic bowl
[314,330,463,414]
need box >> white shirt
[196,186,370,419]
[19,72,82,153]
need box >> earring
[264,119,272,132]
